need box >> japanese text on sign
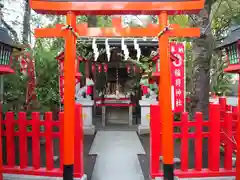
[171,42,185,112]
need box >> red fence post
[0,111,3,180]
[5,112,15,167]
[219,97,227,121]
[74,104,83,176]
[208,103,220,171]
[236,116,240,180]
[19,112,27,169]
[45,112,54,171]
[224,112,233,170]
[232,106,238,133]
[180,112,188,171]
[79,105,84,176]
[59,112,64,171]
[219,96,227,111]
[195,112,203,171]
[32,112,40,169]
[150,105,161,177]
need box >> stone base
[84,125,96,135]
[137,125,150,135]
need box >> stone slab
[137,124,150,135]
[84,125,96,135]
[89,131,145,180]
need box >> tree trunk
[2,19,19,42]
[87,16,98,27]
[190,1,214,119]
[22,0,31,44]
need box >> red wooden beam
[30,0,205,15]
[35,21,200,38]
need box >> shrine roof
[30,0,205,15]
[217,26,240,49]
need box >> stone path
[89,131,145,180]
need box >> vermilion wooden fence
[0,104,84,178]
[218,97,238,153]
[150,103,236,178]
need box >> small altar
[96,98,135,126]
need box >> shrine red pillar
[236,75,240,180]
[158,11,174,180]
[63,11,76,180]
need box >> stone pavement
[89,131,145,180]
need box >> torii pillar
[62,12,77,180]
[34,12,78,179]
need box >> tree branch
[2,19,19,42]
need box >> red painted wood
[95,97,129,101]
[226,105,232,111]
[18,112,27,168]
[219,96,227,111]
[74,105,81,174]
[150,105,161,177]
[195,112,203,171]
[5,112,15,167]
[0,111,3,180]
[224,112,233,170]
[209,104,220,171]
[59,112,64,170]
[151,168,235,178]
[45,112,54,170]
[180,112,188,171]
[79,105,84,176]
[2,166,81,177]
[96,103,136,107]
[32,112,40,169]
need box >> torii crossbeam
[30,0,205,180]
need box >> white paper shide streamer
[105,39,111,62]
[121,38,129,61]
[92,38,99,61]
[134,39,141,61]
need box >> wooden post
[150,105,161,177]
[158,11,174,180]
[0,110,2,180]
[236,75,240,180]
[63,11,77,180]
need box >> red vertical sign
[170,42,185,112]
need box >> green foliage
[33,39,61,112]
[212,0,240,39]
[3,58,28,113]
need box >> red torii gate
[30,1,204,179]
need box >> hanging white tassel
[121,38,125,51]
[134,39,141,61]
[121,38,129,61]
[92,38,99,61]
[124,48,129,61]
[105,39,111,62]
